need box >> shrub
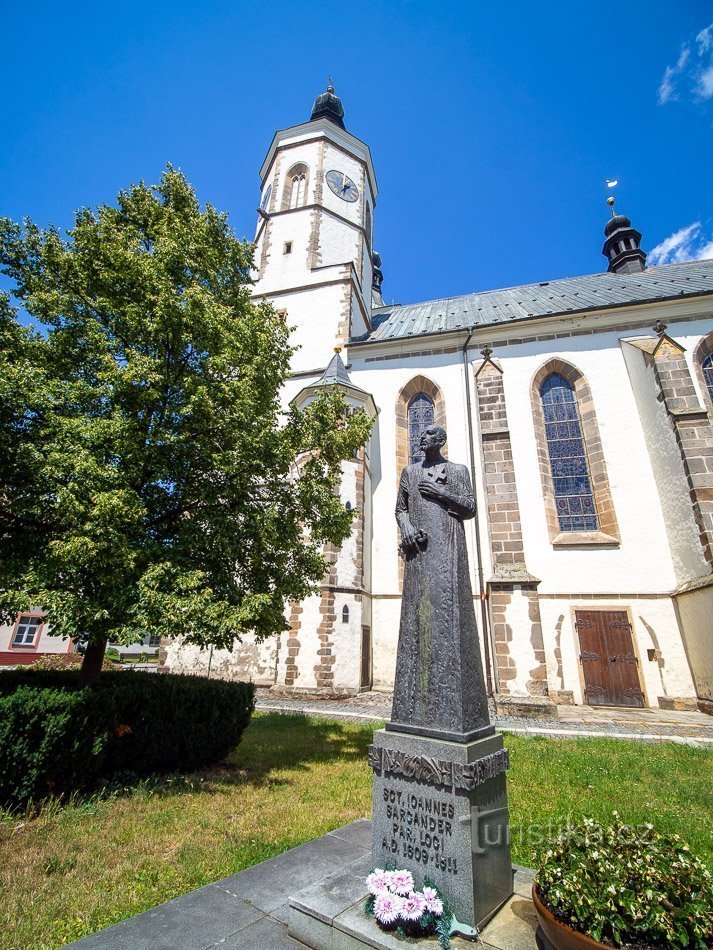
[25,652,118,672]
[104,647,121,662]
[0,686,109,805]
[537,815,713,949]
[0,671,255,807]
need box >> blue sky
[2,1,712,307]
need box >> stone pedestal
[369,728,513,930]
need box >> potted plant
[533,815,712,949]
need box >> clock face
[326,170,359,203]
[260,184,272,211]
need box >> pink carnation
[389,869,415,895]
[401,891,427,921]
[422,886,444,916]
[374,891,402,925]
[366,868,391,896]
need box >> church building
[161,86,713,715]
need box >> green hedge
[0,671,255,807]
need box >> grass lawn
[1,712,711,949]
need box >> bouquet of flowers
[364,867,452,948]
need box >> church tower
[252,84,378,373]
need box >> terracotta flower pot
[532,884,608,950]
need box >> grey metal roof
[359,259,713,344]
[313,351,368,394]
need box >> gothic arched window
[365,204,372,246]
[290,174,305,208]
[342,605,349,624]
[407,393,435,464]
[282,163,309,210]
[540,373,598,532]
[703,353,713,405]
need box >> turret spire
[310,81,346,129]
[602,197,646,274]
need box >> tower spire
[310,81,346,129]
[602,198,646,275]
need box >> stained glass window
[408,393,435,464]
[703,354,713,405]
[540,374,599,532]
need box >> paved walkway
[70,821,541,949]
[256,688,713,746]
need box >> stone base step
[288,856,541,949]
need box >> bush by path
[0,670,254,806]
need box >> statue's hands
[419,479,448,501]
[399,520,421,554]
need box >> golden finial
[334,346,342,354]
[605,178,618,216]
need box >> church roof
[362,259,713,343]
[315,351,356,387]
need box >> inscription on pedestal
[379,786,459,875]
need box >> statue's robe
[391,460,491,740]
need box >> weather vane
[605,178,618,215]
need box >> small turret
[602,196,646,274]
[310,81,346,129]
[372,250,384,308]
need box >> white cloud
[648,222,713,265]
[658,65,677,104]
[696,64,713,100]
[658,21,713,104]
[696,24,713,54]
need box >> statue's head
[419,426,447,452]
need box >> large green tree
[0,168,371,683]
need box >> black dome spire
[602,197,646,275]
[604,213,632,237]
[310,82,345,129]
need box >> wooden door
[575,610,643,708]
[602,612,645,707]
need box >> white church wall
[502,330,678,594]
[620,336,708,585]
[336,463,359,586]
[331,593,363,690]
[259,281,350,372]
[675,585,713,702]
[257,208,315,286]
[350,287,369,341]
[496,589,539,697]
[318,208,361,270]
[162,635,277,685]
[372,597,400,690]
[292,592,322,690]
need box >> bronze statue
[391,426,492,741]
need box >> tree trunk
[79,638,107,686]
